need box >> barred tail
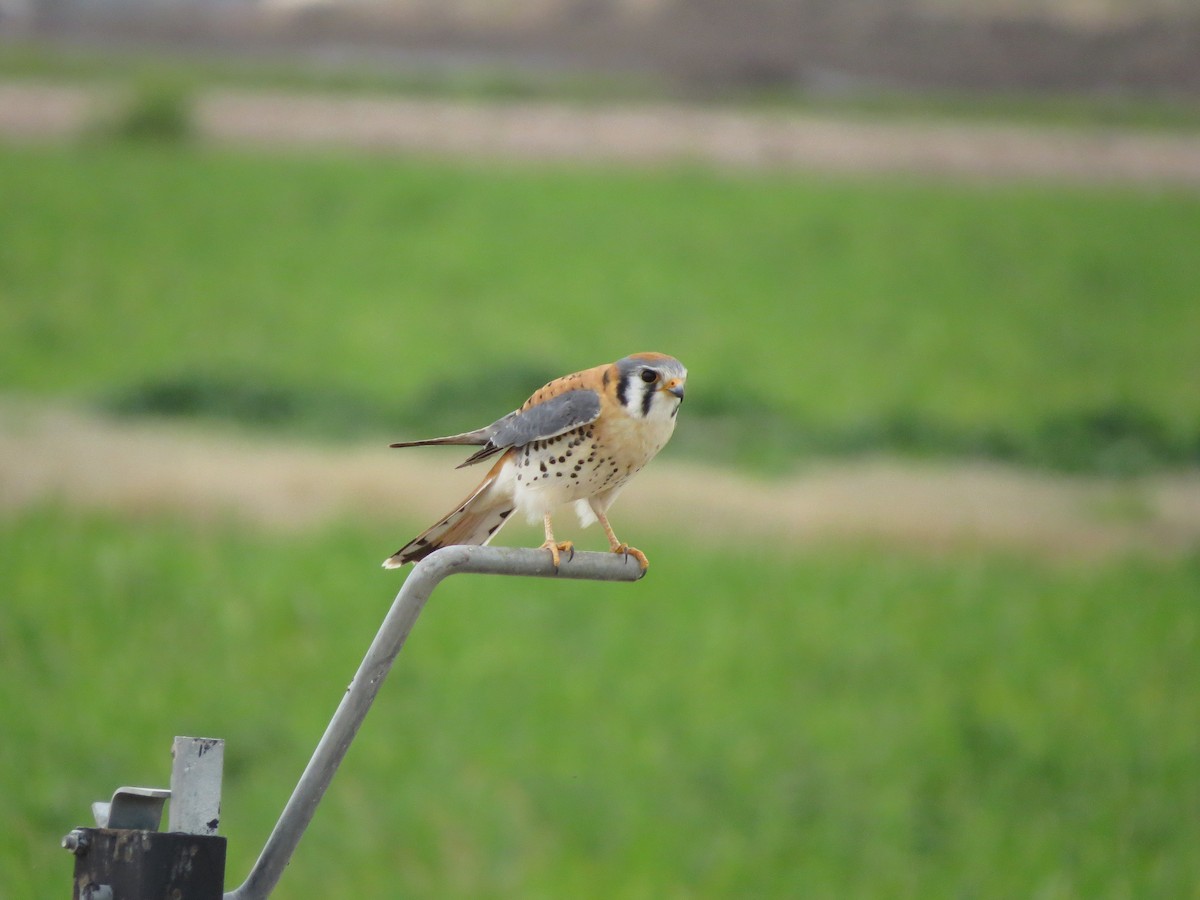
[382,476,515,568]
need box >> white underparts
[504,392,679,532]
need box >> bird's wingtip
[381,556,405,569]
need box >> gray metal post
[223,545,644,900]
[64,738,227,900]
[170,737,224,836]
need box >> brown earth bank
[3,404,1199,561]
[3,81,1200,185]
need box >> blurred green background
[2,6,1200,896]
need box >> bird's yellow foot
[613,544,649,571]
[538,540,575,570]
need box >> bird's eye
[640,369,659,384]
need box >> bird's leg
[597,511,649,571]
[537,512,574,570]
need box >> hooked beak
[663,378,685,400]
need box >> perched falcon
[383,352,687,571]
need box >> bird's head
[613,352,687,420]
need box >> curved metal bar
[224,546,644,900]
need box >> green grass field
[3,506,1197,899]
[2,126,1199,898]
[2,142,1199,472]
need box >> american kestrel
[383,352,687,571]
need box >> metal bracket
[170,736,225,835]
[91,787,171,831]
[224,545,644,900]
[64,740,229,898]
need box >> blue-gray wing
[457,389,601,467]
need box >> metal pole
[223,545,644,900]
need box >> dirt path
[3,404,1199,560]
[2,81,1200,185]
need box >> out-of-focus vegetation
[4,46,1199,899]
[2,141,1199,473]
[3,507,1198,898]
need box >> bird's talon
[538,540,574,571]
[614,543,649,571]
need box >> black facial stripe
[640,382,654,417]
[616,371,630,408]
